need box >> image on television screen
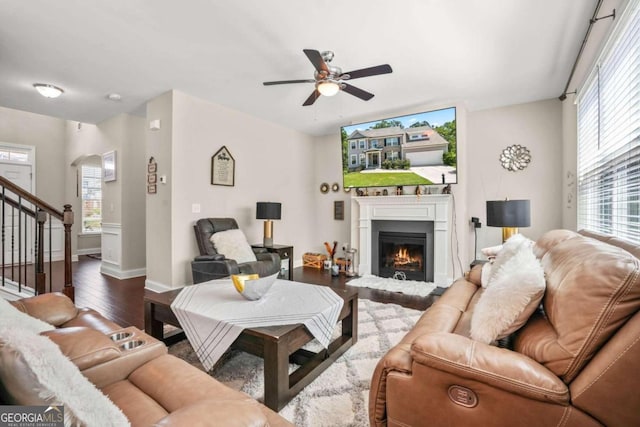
[341,107,457,188]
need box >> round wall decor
[320,183,329,193]
[500,145,531,172]
[331,183,340,192]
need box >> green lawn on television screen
[344,171,432,187]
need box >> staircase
[0,176,74,301]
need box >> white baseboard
[77,248,101,255]
[145,279,182,293]
[72,255,79,262]
[100,263,146,279]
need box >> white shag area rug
[169,299,422,427]
[347,274,437,297]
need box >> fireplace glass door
[378,231,426,281]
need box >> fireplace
[379,232,426,281]
[371,220,434,282]
[351,194,451,286]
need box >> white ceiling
[0,0,595,136]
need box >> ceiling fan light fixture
[317,81,340,97]
[33,83,64,98]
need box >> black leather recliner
[191,218,281,284]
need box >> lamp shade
[256,202,281,220]
[486,200,530,227]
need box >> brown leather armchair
[370,229,640,427]
[191,218,280,284]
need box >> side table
[252,243,293,280]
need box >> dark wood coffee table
[144,283,358,411]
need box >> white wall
[146,90,317,289]
[66,114,146,275]
[467,99,564,255]
[0,106,66,206]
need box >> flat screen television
[341,107,457,189]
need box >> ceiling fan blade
[263,79,315,86]
[342,83,374,101]
[303,49,329,73]
[342,64,393,80]
[303,89,321,106]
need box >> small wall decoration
[500,144,531,172]
[331,183,340,192]
[147,157,158,194]
[334,201,345,220]
[320,183,329,194]
[211,146,235,186]
[102,150,117,182]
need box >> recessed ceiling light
[107,93,122,101]
[33,83,64,98]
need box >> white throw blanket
[171,279,344,371]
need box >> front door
[0,163,34,264]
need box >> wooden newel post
[63,204,75,302]
[35,209,46,295]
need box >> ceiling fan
[263,49,393,106]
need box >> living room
[1,0,639,426]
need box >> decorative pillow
[486,234,533,285]
[0,326,130,426]
[210,229,257,264]
[481,244,503,258]
[470,242,545,344]
[0,297,54,334]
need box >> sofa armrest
[411,332,569,404]
[82,327,167,388]
[465,264,484,286]
[193,254,225,261]
[10,292,78,326]
[255,252,280,264]
[41,327,121,370]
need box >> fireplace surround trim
[350,194,452,287]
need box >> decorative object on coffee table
[231,272,278,300]
[500,144,531,171]
[256,202,282,247]
[486,199,531,242]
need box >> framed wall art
[103,150,117,182]
[211,146,235,186]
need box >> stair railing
[0,176,74,301]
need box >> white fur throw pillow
[470,242,545,344]
[210,229,257,264]
[0,297,54,334]
[0,326,130,426]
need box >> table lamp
[486,199,530,242]
[256,202,281,247]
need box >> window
[350,154,357,166]
[81,165,102,233]
[409,134,423,141]
[359,140,366,149]
[577,1,640,243]
[359,153,365,164]
[350,141,356,150]
[0,148,30,162]
[370,139,379,148]
[385,137,399,146]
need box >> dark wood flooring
[11,258,440,329]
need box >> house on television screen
[346,125,449,171]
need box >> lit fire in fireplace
[394,247,422,270]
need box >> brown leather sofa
[370,229,640,427]
[1,293,292,427]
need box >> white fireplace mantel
[350,194,452,287]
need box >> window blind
[577,0,640,243]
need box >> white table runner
[170,279,344,371]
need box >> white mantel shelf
[350,194,452,287]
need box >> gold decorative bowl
[231,272,279,300]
